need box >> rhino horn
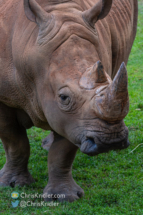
[94,62,129,121]
[110,62,128,100]
[24,0,52,25]
[82,0,113,28]
[79,61,107,90]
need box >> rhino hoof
[0,168,35,187]
[43,181,84,202]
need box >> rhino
[0,0,138,202]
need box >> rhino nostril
[81,136,98,155]
[86,137,95,145]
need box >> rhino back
[106,0,138,78]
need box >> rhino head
[24,0,129,156]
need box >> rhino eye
[59,94,70,105]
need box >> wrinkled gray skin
[0,0,138,202]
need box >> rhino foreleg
[0,103,34,187]
[43,132,84,202]
[42,132,54,151]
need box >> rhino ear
[82,0,112,28]
[24,0,51,25]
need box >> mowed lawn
[0,1,143,215]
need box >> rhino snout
[80,137,99,156]
[80,129,130,156]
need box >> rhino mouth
[79,126,129,156]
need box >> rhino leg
[43,132,84,202]
[0,103,34,187]
[42,132,54,151]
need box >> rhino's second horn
[79,61,107,90]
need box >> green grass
[0,2,143,215]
